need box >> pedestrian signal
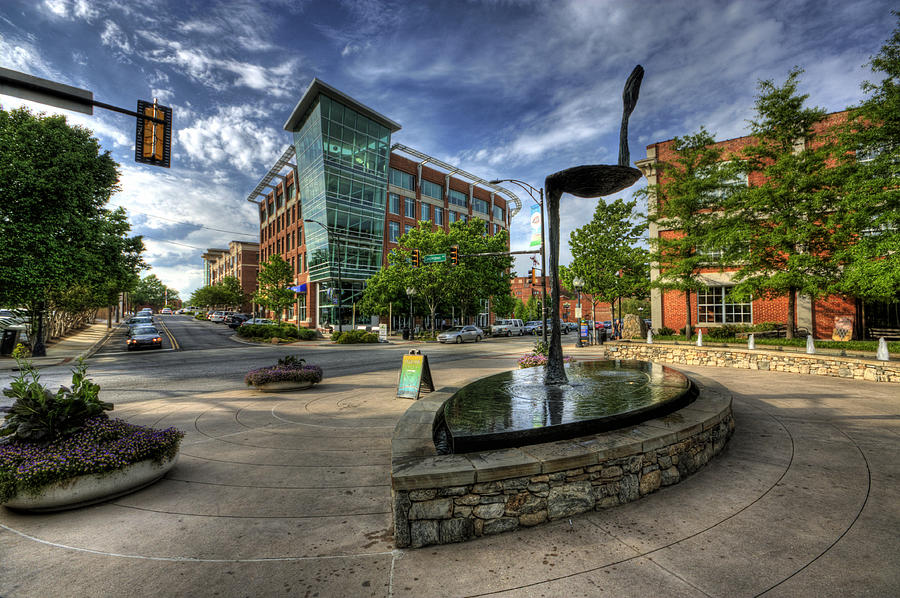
[450,245,459,266]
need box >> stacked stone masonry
[602,343,899,383]
[391,381,734,548]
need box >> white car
[437,325,484,344]
[241,318,276,326]
[208,311,228,323]
[491,318,525,337]
[160,308,173,315]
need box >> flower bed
[517,354,577,368]
[244,356,324,390]
[0,416,183,505]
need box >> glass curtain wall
[292,94,392,328]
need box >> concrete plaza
[0,332,897,597]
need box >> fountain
[437,66,699,454]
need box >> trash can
[1,329,19,355]
[402,327,410,340]
[598,328,606,344]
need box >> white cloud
[42,0,67,17]
[177,104,285,172]
[100,20,132,52]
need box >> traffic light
[412,249,420,268]
[531,268,538,285]
[450,245,459,266]
[135,99,172,168]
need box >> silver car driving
[437,325,483,344]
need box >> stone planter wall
[600,343,899,382]
[391,376,733,548]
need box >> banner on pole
[529,204,542,249]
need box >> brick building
[200,240,259,312]
[636,110,895,339]
[510,275,614,323]
[248,79,520,330]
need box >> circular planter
[251,380,316,393]
[3,452,179,512]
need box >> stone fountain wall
[391,381,734,549]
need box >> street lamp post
[304,218,343,332]
[573,276,584,348]
[406,287,416,339]
[489,179,548,346]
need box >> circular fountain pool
[437,360,696,454]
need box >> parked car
[437,325,483,344]
[126,325,162,351]
[241,318,275,326]
[523,320,543,334]
[491,318,525,337]
[563,322,579,332]
[531,321,568,335]
[226,314,252,328]
[139,308,153,315]
[160,308,173,315]
[209,311,232,323]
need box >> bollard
[877,337,890,361]
[696,330,703,347]
[647,329,653,345]
[806,334,815,354]
[748,333,755,350]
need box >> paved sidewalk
[0,319,119,371]
[1,346,897,596]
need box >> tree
[0,107,143,354]
[560,198,649,336]
[513,298,527,321]
[829,12,900,306]
[254,255,294,322]
[640,128,740,338]
[131,274,170,309]
[491,293,517,320]
[721,69,841,338]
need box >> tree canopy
[254,255,295,321]
[131,274,179,310]
[189,276,245,311]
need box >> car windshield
[132,326,158,335]
[446,327,464,332]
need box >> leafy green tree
[0,107,143,354]
[829,12,900,304]
[491,293,517,320]
[254,255,294,322]
[639,128,740,338]
[513,298,527,321]
[357,266,407,324]
[721,69,841,338]
[131,274,168,310]
[560,198,649,334]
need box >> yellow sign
[397,353,435,399]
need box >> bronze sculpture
[543,65,644,385]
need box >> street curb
[76,322,123,363]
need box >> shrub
[706,324,742,339]
[11,343,29,359]
[1,359,113,445]
[245,363,324,387]
[331,331,342,342]
[194,312,207,320]
[296,328,317,340]
[657,326,676,336]
[517,354,576,369]
[531,340,550,356]
[0,416,184,502]
[333,330,378,344]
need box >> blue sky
[0,0,893,297]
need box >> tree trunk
[786,287,796,339]
[684,290,693,340]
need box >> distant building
[248,79,521,330]
[510,275,614,323]
[201,241,259,312]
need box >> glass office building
[285,80,402,327]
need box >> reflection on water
[443,360,691,437]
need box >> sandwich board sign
[397,352,435,399]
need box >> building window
[389,193,400,215]
[434,207,444,226]
[421,179,443,200]
[698,286,751,324]
[286,183,294,200]
[421,203,430,222]
[493,224,499,234]
[404,196,415,218]
[390,168,416,191]
[448,211,457,224]
[448,189,468,208]
[493,204,504,221]
[389,221,400,243]
[473,198,489,213]
[297,294,307,321]
[405,224,413,235]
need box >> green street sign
[422,253,447,264]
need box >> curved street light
[304,218,344,332]
[489,178,548,346]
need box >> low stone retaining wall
[391,374,733,548]
[601,343,899,383]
